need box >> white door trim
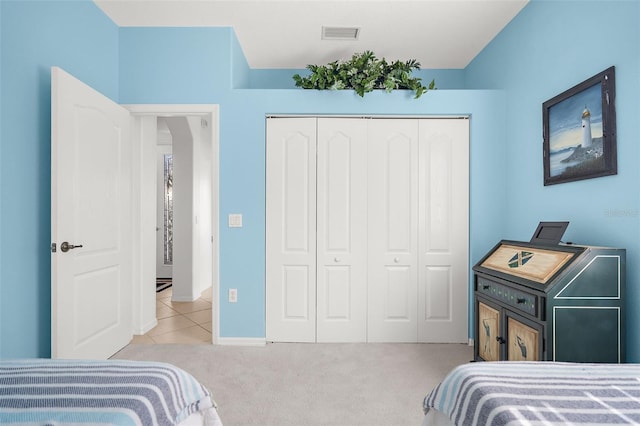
[125,104,220,344]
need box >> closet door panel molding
[266,118,317,342]
[418,118,469,343]
[367,119,419,342]
[316,118,368,342]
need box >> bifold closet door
[267,117,469,344]
[417,119,469,343]
[266,117,317,342]
[316,118,368,342]
[367,119,420,342]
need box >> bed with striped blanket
[423,361,640,426]
[0,359,221,425]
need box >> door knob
[334,257,341,262]
[60,242,83,253]
[394,257,400,263]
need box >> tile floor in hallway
[130,286,213,344]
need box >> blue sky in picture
[548,82,602,152]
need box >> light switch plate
[228,213,243,228]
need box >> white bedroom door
[367,119,420,342]
[265,117,317,342]
[316,118,368,342]
[51,66,133,359]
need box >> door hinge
[50,243,57,253]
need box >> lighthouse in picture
[581,105,592,147]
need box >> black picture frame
[542,66,617,186]
[529,221,569,245]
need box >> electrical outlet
[228,288,238,303]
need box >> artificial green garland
[293,51,434,99]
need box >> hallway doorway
[127,104,219,345]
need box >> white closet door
[266,118,317,342]
[418,119,469,343]
[367,119,419,342]
[316,118,368,342]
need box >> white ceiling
[94,0,528,69]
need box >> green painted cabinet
[473,240,625,363]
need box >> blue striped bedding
[424,361,640,425]
[0,359,216,425]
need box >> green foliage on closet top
[292,51,435,99]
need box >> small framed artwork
[542,66,617,185]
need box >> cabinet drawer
[477,277,538,317]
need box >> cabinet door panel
[477,300,501,361]
[553,307,621,362]
[506,313,543,361]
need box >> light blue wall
[230,30,250,89]
[216,89,506,338]
[247,68,465,90]
[119,27,233,101]
[0,0,491,358]
[0,0,119,358]
[466,0,640,361]
[118,24,506,337]
[11,0,614,357]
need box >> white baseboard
[217,337,266,346]
[468,338,474,346]
[133,318,158,336]
[171,296,199,302]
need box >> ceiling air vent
[321,26,360,41]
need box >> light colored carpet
[112,342,473,426]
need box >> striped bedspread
[0,359,215,425]
[423,361,640,425]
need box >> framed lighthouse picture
[542,66,617,185]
